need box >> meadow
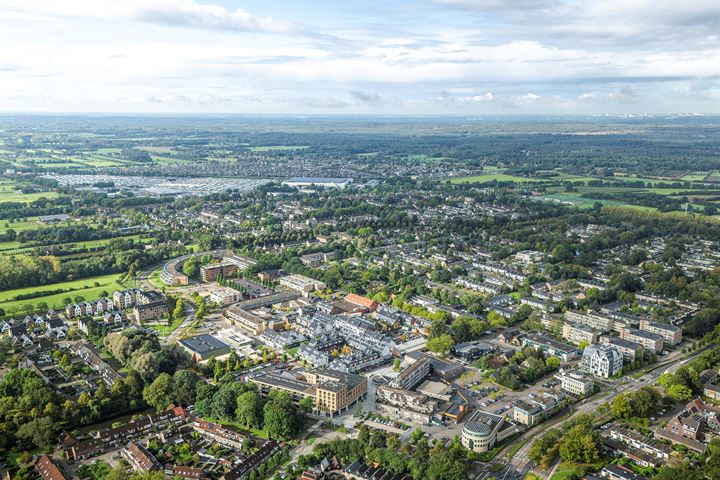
[0,273,128,314]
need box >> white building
[580,343,623,378]
[279,274,327,296]
[556,370,595,396]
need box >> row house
[65,298,114,319]
[64,405,188,461]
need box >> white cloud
[1,0,300,34]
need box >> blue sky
[1,0,718,114]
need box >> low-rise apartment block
[201,261,238,282]
[513,391,566,426]
[599,335,644,363]
[562,322,598,345]
[250,368,367,417]
[639,319,682,345]
[621,328,664,354]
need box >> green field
[248,145,308,152]
[0,216,82,234]
[450,173,546,184]
[0,240,22,251]
[0,190,59,203]
[550,461,583,480]
[150,154,193,165]
[680,171,709,181]
[0,273,128,314]
[0,234,145,256]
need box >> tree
[16,417,56,451]
[545,356,560,369]
[236,391,264,429]
[172,299,184,320]
[182,256,200,279]
[264,391,302,441]
[173,370,201,405]
[426,335,454,356]
[629,386,659,417]
[143,373,174,411]
[611,393,633,419]
[667,384,693,402]
[428,318,448,339]
[559,425,601,463]
[393,358,401,371]
[487,311,507,328]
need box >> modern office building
[461,411,519,453]
[556,370,595,396]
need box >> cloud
[349,90,382,105]
[1,0,302,34]
[132,0,300,35]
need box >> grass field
[0,216,82,234]
[550,461,583,480]
[145,316,184,336]
[150,154,194,165]
[248,145,308,152]
[0,190,59,203]
[450,173,546,184]
[0,273,128,314]
[136,146,176,154]
[0,240,22,251]
[680,171,709,181]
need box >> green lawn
[0,273,127,314]
[449,173,545,184]
[0,190,59,203]
[145,316,184,337]
[550,461,583,480]
[0,216,83,234]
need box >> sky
[1,0,718,114]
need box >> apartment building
[580,343,623,378]
[599,335,644,363]
[562,322,598,345]
[201,261,238,282]
[639,319,682,345]
[391,357,430,390]
[621,328,664,354]
[250,368,367,416]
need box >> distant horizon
[1,0,718,114]
[2,111,718,118]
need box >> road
[503,344,715,476]
[162,303,197,346]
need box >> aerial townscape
[1,2,719,480]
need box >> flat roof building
[462,411,519,453]
[178,334,232,363]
